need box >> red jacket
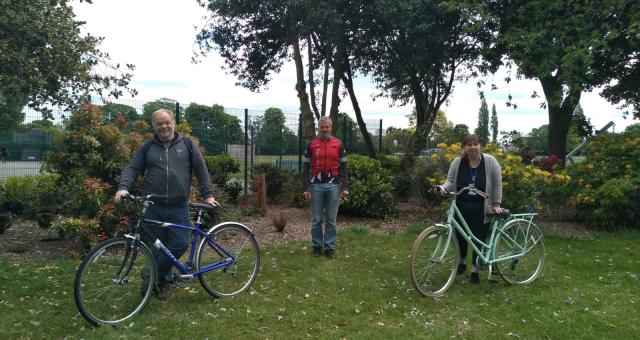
[309,137,342,178]
[302,136,348,190]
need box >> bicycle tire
[410,225,459,298]
[197,222,260,298]
[74,237,156,325]
[494,219,545,285]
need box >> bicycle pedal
[173,273,194,288]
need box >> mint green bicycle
[410,185,545,297]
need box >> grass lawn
[1,226,638,338]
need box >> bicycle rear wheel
[494,219,545,285]
[197,223,260,298]
[74,237,156,325]
[410,226,459,298]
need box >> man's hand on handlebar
[204,197,220,207]
[114,189,129,202]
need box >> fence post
[244,108,248,197]
[250,125,255,178]
[379,119,383,152]
[223,123,227,155]
[278,126,283,170]
[298,114,303,173]
[175,102,180,125]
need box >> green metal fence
[1,97,384,195]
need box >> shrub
[204,155,241,202]
[0,174,62,216]
[253,163,297,204]
[271,212,287,232]
[379,154,412,201]
[52,216,106,257]
[534,154,564,173]
[566,131,640,230]
[340,155,396,218]
[421,143,570,213]
[204,155,240,187]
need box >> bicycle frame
[440,188,537,267]
[128,199,235,279]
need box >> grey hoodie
[117,133,213,205]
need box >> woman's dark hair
[462,134,480,146]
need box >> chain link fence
[1,97,384,195]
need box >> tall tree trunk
[321,41,331,117]
[307,35,320,120]
[289,26,315,141]
[328,25,345,125]
[341,66,377,158]
[540,75,582,158]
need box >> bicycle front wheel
[74,237,156,325]
[197,223,260,298]
[410,225,459,298]
[494,219,545,285]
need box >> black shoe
[457,263,467,275]
[312,247,322,257]
[325,249,335,260]
[470,272,480,284]
[157,283,174,301]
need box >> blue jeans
[310,183,341,250]
[143,202,191,284]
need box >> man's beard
[319,132,331,141]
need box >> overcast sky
[72,0,637,134]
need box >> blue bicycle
[73,194,260,325]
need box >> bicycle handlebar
[121,194,219,212]
[433,185,488,198]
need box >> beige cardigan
[443,153,503,223]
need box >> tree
[195,0,316,141]
[492,0,639,157]
[474,97,490,145]
[101,103,139,123]
[0,0,136,121]
[358,0,498,169]
[196,0,379,157]
[452,124,470,144]
[0,92,26,131]
[490,103,498,143]
[253,108,297,155]
[143,98,178,123]
[184,103,243,154]
[430,110,455,145]
[382,127,413,154]
[572,104,593,138]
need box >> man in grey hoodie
[114,109,218,300]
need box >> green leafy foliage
[340,155,396,218]
[475,97,490,145]
[204,155,241,202]
[185,103,243,154]
[0,0,136,119]
[567,130,640,230]
[253,163,302,206]
[0,174,61,216]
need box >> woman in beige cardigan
[440,134,503,284]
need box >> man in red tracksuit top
[302,116,349,259]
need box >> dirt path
[0,202,591,262]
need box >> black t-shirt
[455,155,486,205]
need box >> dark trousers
[143,202,191,284]
[455,200,489,268]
